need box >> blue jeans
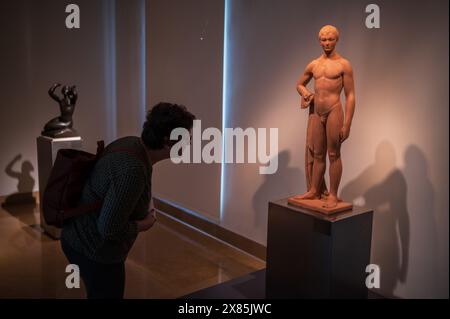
[61,238,125,299]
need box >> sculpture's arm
[48,83,62,102]
[296,61,315,109]
[296,61,315,97]
[340,60,355,142]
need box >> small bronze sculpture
[42,83,79,138]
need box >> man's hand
[339,125,350,143]
[137,209,157,232]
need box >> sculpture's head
[67,86,77,101]
[62,85,77,105]
[318,25,339,55]
[61,85,70,96]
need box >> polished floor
[0,195,265,299]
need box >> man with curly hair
[61,102,195,299]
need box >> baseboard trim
[153,197,267,261]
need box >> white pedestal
[36,136,83,239]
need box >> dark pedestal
[266,198,373,299]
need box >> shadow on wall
[341,141,408,298]
[252,150,304,228]
[1,154,37,226]
[341,141,437,298]
[402,145,438,298]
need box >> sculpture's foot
[323,194,339,208]
[295,190,320,200]
[319,190,329,201]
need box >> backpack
[42,140,148,228]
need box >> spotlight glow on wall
[220,0,231,222]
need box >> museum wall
[146,0,224,221]
[0,0,146,197]
[221,0,448,298]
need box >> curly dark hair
[141,102,196,150]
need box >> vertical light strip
[140,0,147,125]
[103,0,117,142]
[220,0,230,221]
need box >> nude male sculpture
[294,25,355,210]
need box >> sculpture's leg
[305,113,315,191]
[324,104,344,208]
[297,113,326,200]
[305,112,328,196]
[46,119,71,131]
[311,114,327,195]
[43,117,61,131]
